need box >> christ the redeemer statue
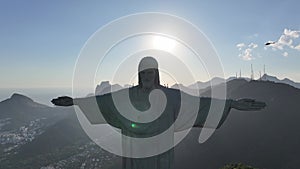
[52,56,266,169]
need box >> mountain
[93,74,299,97]
[173,74,300,98]
[174,79,300,169]
[188,77,226,90]
[261,74,300,89]
[95,81,124,95]
[1,93,47,109]
[172,78,246,97]
[0,93,70,131]
[0,93,117,169]
[171,83,200,96]
[187,77,250,90]
[95,81,111,95]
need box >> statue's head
[138,56,160,89]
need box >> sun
[152,35,178,52]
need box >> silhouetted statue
[52,56,266,169]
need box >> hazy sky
[1,0,300,88]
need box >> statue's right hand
[51,96,74,106]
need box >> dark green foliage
[221,162,258,169]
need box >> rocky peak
[10,93,34,103]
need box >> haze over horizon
[1,74,300,107]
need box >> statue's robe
[75,86,232,169]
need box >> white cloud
[279,35,293,46]
[236,43,245,50]
[265,28,300,57]
[295,44,300,51]
[284,29,300,38]
[237,42,258,61]
[241,48,255,61]
[268,28,300,52]
[248,43,258,48]
[283,52,288,57]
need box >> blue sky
[1,0,300,88]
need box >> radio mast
[251,64,254,80]
[263,64,266,80]
[259,71,261,80]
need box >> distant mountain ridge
[94,75,300,96]
[171,74,300,92]
[260,74,300,89]
[187,77,235,89]
[95,81,131,95]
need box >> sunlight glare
[152,36,177,52]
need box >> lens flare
[152,36,177,52]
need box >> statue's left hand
[231,98,266,111]
[51,96,74,107]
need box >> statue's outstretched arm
[174,94,233,131]
[193,98,266,129]
[51,95,122,128]
[174,93,266,132]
